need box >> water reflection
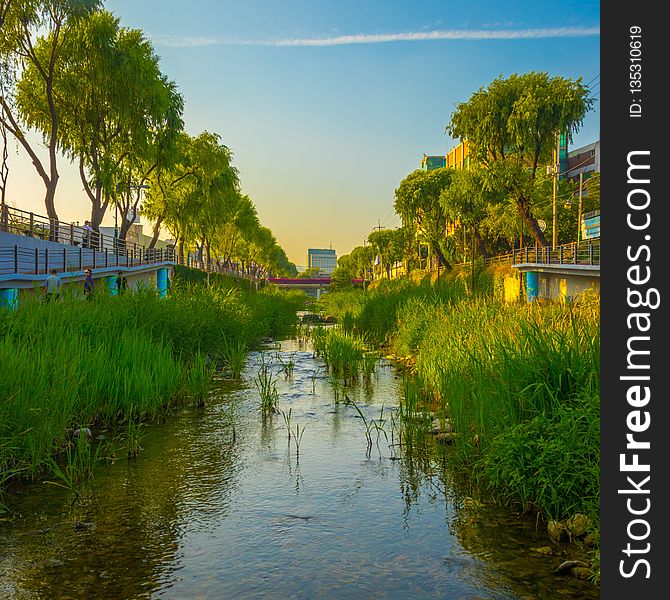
[0,338,598,599]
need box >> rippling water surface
[0,339,598,599]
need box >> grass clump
[312,327,376,383]
[346,276,600,532]
[0,277,300,498]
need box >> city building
[99,223,172,250]
[566,140,600,181]
[446,140,470,170]
[307,248,337,276]
[421,154,446,171]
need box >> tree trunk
[119,204,133,242]
[90,203,106,231]
[516,198,549,246]
[0,96,59,222]
[431,240,451,270]
[474,230,489,259]
[148,216,164,249]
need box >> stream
[0,337,598,599]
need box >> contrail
[151,26,600,48]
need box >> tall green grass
[312,327,377,383]
[344,278,600,526]
[0,280,300,496]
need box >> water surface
[0,339,598,599]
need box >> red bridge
[266,276,364,298]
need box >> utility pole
[577,172,584,243]
[552,132,559,249]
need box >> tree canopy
[1,4,294,275]
[394,167,454,269]
[448,72,593,246]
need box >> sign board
[581,212,600,240]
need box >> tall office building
[307,248,337,276]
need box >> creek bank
[0,280,304,500]
[318,279,600,585]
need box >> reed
[313,328,377,384]
[255,354,279,414]
[292,422,307,457]
[222,339,247,379]
[348,278,600,527]
[124,410,145,460]
[276,352,296,379]
[0,278,300,494]
[186,352,216,407]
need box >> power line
[380,207,396,227]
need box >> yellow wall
[446,140,470,170]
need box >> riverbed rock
[530,546,553,556]
[430,418,454,434]
[553,560,588,575]
[571,566,593,580]
[548,520,568,542]
[583,532,597,547]
[435,432,457,445]
[565,513,590,539]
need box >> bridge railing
[452,238,601,270]
[0,204,159,259]
[0,243,176,276]
[1,205,263,283]
[489,239,600,267]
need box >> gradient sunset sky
[5,0,600,266]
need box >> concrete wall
[3,264,174,303]
[537,272,600,302]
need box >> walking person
[82,220,93,248]
[45,269,61,302]
[83,269,94,299]
[115,271,128,295]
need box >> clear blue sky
[8,0,600,266]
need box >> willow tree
[16,10,184,234]
[439,167,506,259]
[141,131,195,249]
[0,0,101,223]
[210,193,259,267]
[367,228,404,278]
[141,131,238,258]
[448,72,593,246]
[394,167,454,269]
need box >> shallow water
[0,339,598,599]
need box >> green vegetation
[255,353,280,415]
[312,327,377,383]
[322,279,600,529]
[0,280,299,502]
[330,72,598,286]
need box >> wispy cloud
[150,26,600,48]
[149,35,223,48]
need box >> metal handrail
[0,205,260,281]
[454,239,600,269]
[0,204,159,257]
[0,243,177,276]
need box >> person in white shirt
[45,269,61,302]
